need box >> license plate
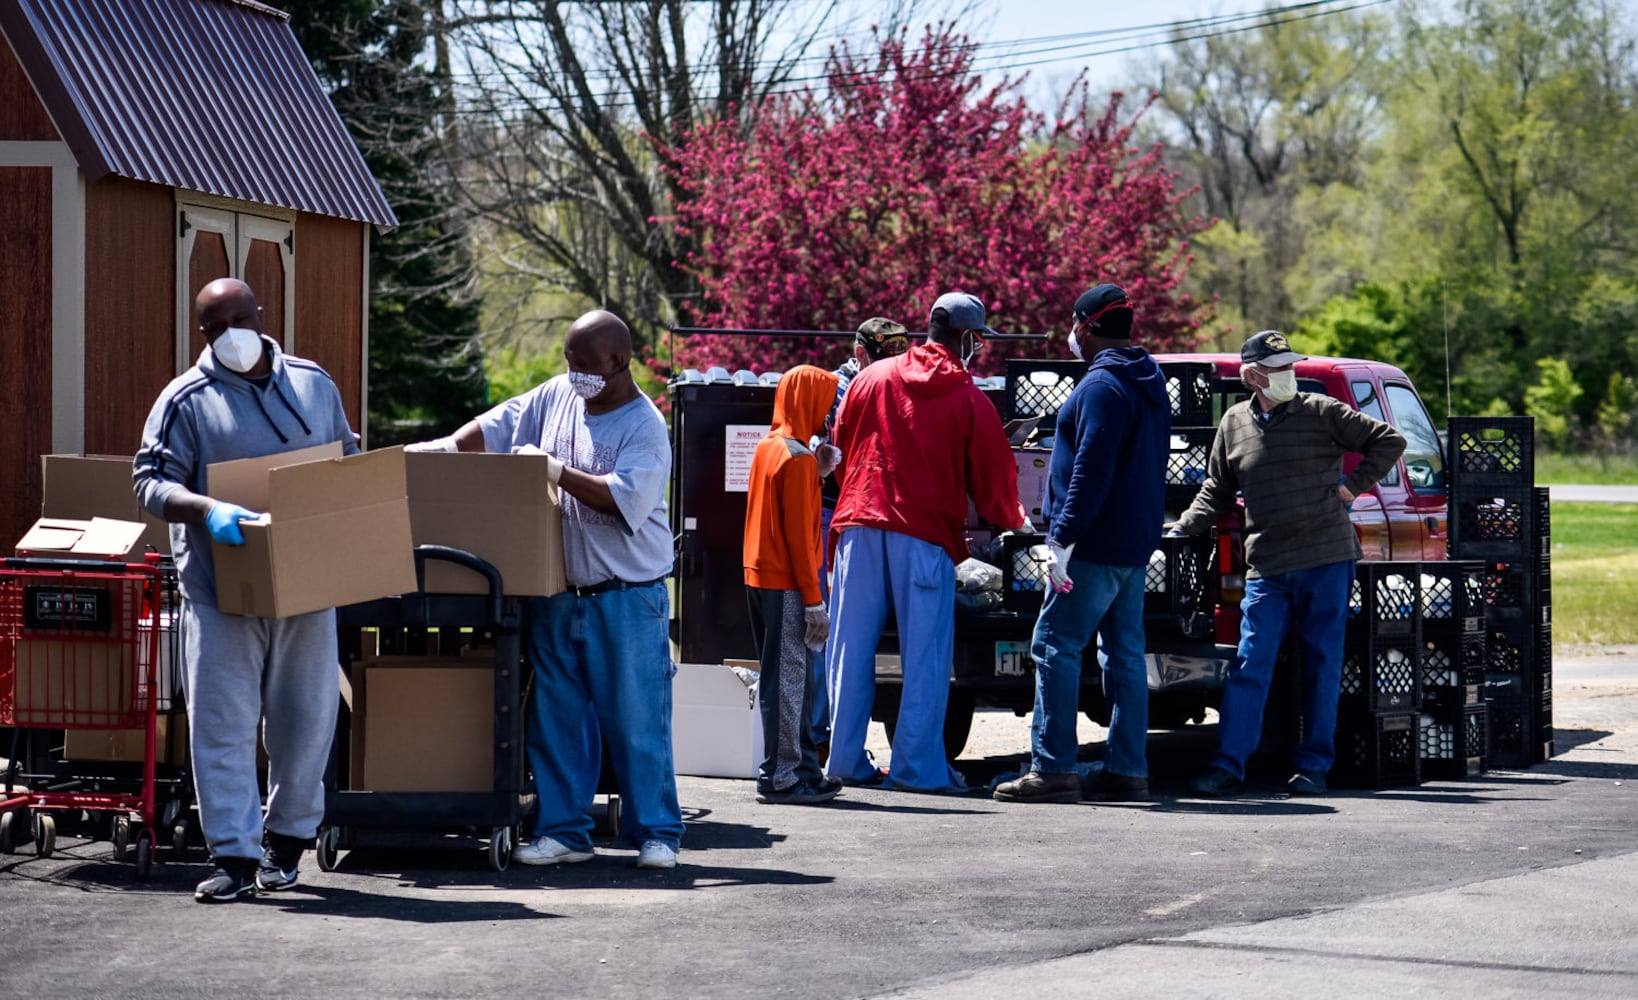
[995,641,1033,677]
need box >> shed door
[177,204,295,374]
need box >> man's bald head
[196,277,263,341]
[565,309,632,362]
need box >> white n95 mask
[1263,369,1298,403]
[214,326,263,374]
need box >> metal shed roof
[1,0,398,228]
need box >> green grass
[1535,451,1638,485]
[1549,502,1638,646]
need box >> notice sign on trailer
[724,424,767,493]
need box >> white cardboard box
[672,663,763,779]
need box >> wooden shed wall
[0,166,53,548]
[0,35,57,140]
[83,176,176,455]
[294,212,364,432]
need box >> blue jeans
[526,583,684,851]
[1213,561,1353,780]
[1030,561,1149,777]
[810,504,837,746]
[825,527,965,792]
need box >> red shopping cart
[0,555,167,878]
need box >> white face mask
[1068,328,1085,362]
[1262,368,1298,403]
[213,326,263,374]
[568,371,606,400]
[960,331,980,368]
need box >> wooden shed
[0,0,396,547]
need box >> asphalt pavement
[3,647,1637,999]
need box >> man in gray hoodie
[135,278,359,902]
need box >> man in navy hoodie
[994,284,1170,804]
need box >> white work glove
[1163,523,1186,538]
[816,443,842,479]
[1012,504,1036,534]
[404,436,458,453]
[803,603,830,651]
[511,443,564,484]
[1031,541,1075,593]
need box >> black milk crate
[1144,531,1217,638]
[1421,629,1487,689]
[1533,623,1553,762]
[1164,427,1214,508]
[1534,486,1551,556]
[1482,671,1536,769]
[1347,562,1421,637]
[1484,620,1534,676]
[1422,681,1481,716]
[1420,703,1488,780]
[1480,560,1544,626]
[1419,560,1486,634]
[1332,709,1421,789]
[997,533,1050,614]
[1341,632,1422,713]
[1159,361,1215,426]
[1447,417,1534,489]
[1448,483,1538,561]
[1004,360,1083,422]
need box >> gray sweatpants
[183,600,339,861]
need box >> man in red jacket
[825,292,1028,792]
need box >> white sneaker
[515,835,594,866]
[636,839,677,869]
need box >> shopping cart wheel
[134,831,155,881]
[112,816,132,862]
[315,826,342,872]
[34,814,55,858]
[486,826,513,872]
[602,795,622,837]
[0,810,17,854]
[171,820,190,859]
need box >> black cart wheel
[487,826,513,872]
[134,831,155,881]
[171,820,190,859]
[112,815,131,862]
[315,826,342,872]
[34,814,55,858]
[603,795,622,837]
[0,810,16,854]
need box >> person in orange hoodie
[743,365,845,804]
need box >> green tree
[1596,372,1638,449]
[1524,357,1584,450]
[277,0,487,444]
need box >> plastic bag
[956,557,1003,594]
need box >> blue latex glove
[206,502,261,546]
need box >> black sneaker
[1189,765,1245,798]
[257,831,310,892]
[196,857,258,903]
[756,780,841,805]
[1081,764,1151,802]
[1287,770,1328,796]
[836,767,889,788]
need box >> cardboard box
[404,452,567,596]
[41,454,171,555]
[15,516,147,561]
[672,663,763,779]
[1013,448,1052,527]
[10,633,135,727]
[351,658,494,792]
[207,446,417,618]
[63,712,187,765]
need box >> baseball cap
[1240,330,1306,367]
[1072,284,1133,339]
[929,292,1000,337]
[855,317,909,360]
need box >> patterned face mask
[567,370,606,400]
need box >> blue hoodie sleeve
[1048,376,1128,548]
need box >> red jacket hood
[898,342,974,398]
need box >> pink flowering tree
[658,23,1211,377]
